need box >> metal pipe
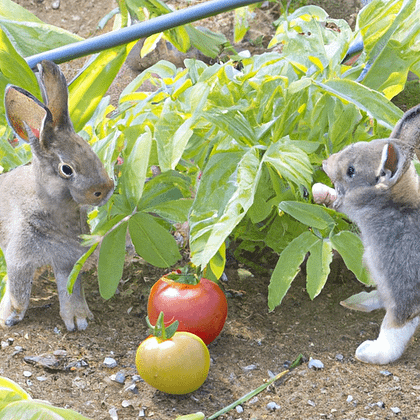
[26,0,261,69]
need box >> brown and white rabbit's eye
[58,163,74,179]
[346,165,356,178]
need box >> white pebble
[23,371,32,378]
[109,407,118,420]
[236,405,244,413]
[308,358,324,370]
[266,402,281,411]
[391,407,401,414]
[103,357,117,368]
[346,395,353,403]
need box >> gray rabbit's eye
[58,163,74,179]
[346,165,355,178]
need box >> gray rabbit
[0,60,114,331]
[313,105,420,364]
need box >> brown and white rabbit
[0,60,114,331]
[313,105,420,364]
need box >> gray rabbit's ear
[376,142,408,188]
[36,60,73,131]
[4,85,52,143]
[390,104,420,160]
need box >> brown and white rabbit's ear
[4,85,52,143]
[36,60,73,131]
[376,142,409,189]
[390,104,420,160]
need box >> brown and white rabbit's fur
[0,60,114,331]
[313,105,420,364]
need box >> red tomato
[147,275,228,345]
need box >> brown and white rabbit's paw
[355,317,420,364]
[312,183,337,207]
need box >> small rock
[53,349,67,357]
[23,371,32,378]
[109,407,118,420]
[121,400,133,408]
[103,357,117,368]
[346,395,353,403]
[1,341,9,349]
[36,376,48,382]
[236,405,244,413]
[113,371,126,384]
[124,383,139,394]
[266,402,281,411]
[335,354,344,361]
[12,346,23,356]
[308,358,324,370]
[391,407,401,414]
[139,407,146,417]
[376,401,385,408]
[308,400,316,407]
[380,370,393,376]
[248,396,259,405]
[51,0,60,9]
[132,375,143,382]
[242,364,258,372]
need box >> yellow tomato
[136,331,210,395]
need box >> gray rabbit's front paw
[60,308,94,332]
[0,294,27,328]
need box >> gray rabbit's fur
[0,60,114,331]
[320,104,420,364]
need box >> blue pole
[26,0,261,69]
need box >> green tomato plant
[0,0,420,310]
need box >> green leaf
[313,79,403,130]
[234,6,252,43]
[98,222,128,300]
[190,147,261,268]
[68,42,135,132]
[279,201,336,231]
[306,239,333,300]
[0,29,40,125]
[128,212,181,268]
[67,243,99,294]
[268,231,318,310]
[263,139,313,191]
[330,230,372,285]
[142,198,193,223]
[120,128,152,208]
[0,400,90,419]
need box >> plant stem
[207,354,303,419]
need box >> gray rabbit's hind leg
[0,265,35,327]
[54,266,93,331]
[355,313,419,364]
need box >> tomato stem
[146,311,179,340]
[165,263,201,285]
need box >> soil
[3,0,420,419]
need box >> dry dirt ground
[3,0,420,419]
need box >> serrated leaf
[306,239,333,300]
[128,212,181,268]
[268,231,318,311]
[98,222,128,300]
